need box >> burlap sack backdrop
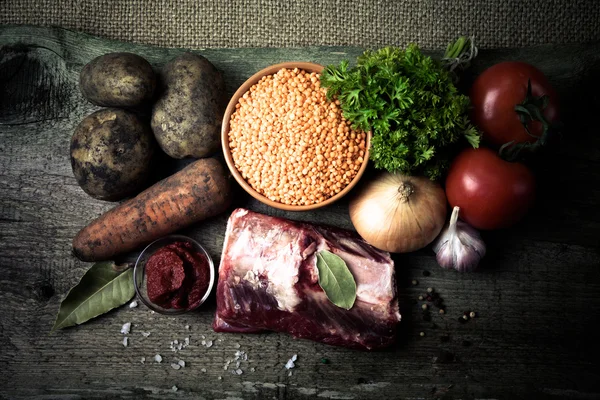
[1,0,599,48]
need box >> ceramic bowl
[221,61,371,211]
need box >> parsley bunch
[321,45,480,180]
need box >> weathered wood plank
[1,25,600,400]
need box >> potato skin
[71,109,156,201]
[80,52,156,107]
[151,52,226,159]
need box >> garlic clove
[456,222,486,259]
[435,240,455,270]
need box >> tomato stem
[500,79,554,161]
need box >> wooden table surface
[1,26,599,400]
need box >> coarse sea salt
[285,354,298,370]
[141,357,145,364]
[122,337,128,347]
[154,354,162,363]
[201,368,207,373]
[171,385,178,392]
[171,363,181,370]
[121,322,131,335]
[141,332,151,337]
[206,340,213,348]
[185,325,190,330]
[129,300,138,308]
[178,360,185,368]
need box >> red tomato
[470,62,559,148]
[445,147,535,230]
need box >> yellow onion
[349,172,447,253]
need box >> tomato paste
[146,241,210,309]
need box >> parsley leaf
[321,45,480,180]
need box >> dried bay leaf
[315,250,357,310]
[52,261,134,331]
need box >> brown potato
[70,109,156,201]
[80,52,156,107]
[151,52,226,159]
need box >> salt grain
[250,367,255,372]
[201,340,206,346]
[235,343,241,349]
[184,337,190,346]
[285,354,297,369]
[121,322,131,335]
[174,340,179,345]
[288,371,293,376]
[218,376,222,380]
[123,337,128,347]
[235,369,243,375]
[171,363,181,370]
[129,300,138,308]
[178,360,185,368]
[206,340,213,348]
[154,354,162,363]
[185,325,190,330]
[141,357,145,364]
[201,368,207,373]
[141,332,151,337]
[171,385,178,392]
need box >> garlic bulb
[432,206,486,272]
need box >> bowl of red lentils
[222,62,371,211]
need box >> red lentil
[228,68,366,206]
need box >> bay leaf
[52,261,134,331]
[316,250,357,310]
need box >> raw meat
[213,208,401,350]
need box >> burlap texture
[1,0,599,49]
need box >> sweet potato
[73,158,231,262]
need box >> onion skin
[349,172,447,253]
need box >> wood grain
[1,25,600,400]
